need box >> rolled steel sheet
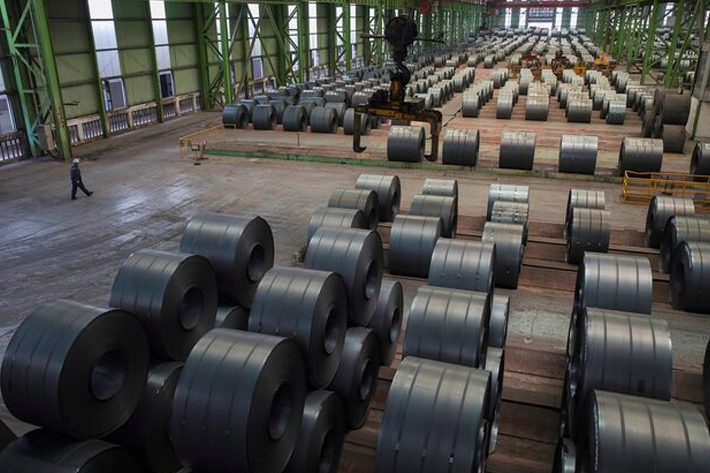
[0,300,150,438]
[496,94,514,119]
[355,174,401,222]
[565,189,605,238]
[0,430,143,473]
[180,212,274,308]
[324,90,349,105]
[618,137,664,176]
[414,93,434,110]
[252,104,277,130]
[343,109,371,136]
[387,125,425,162]
[691,141,710,175]
[705,340,710,419]
[327,189,379,229]
[552,438,576,473]
[270,100,287,124]
[487,183,530,220]
[661,124,686,153]
[644,196,695,248]
[300,97,326,108]
[376,357,490,473]
[305,228,383,327]
[482,221,525,289]
[566,208,611,264]
[284,390,345,473]
[223,104,249,128]
[328,327,380,430]
[215,304,249,330]
[310,107,338,133]
[171,329,306,473]
[324,102,347,126]
[574,253,653,315]
[567,99,593,123]
[282,105,308,131]
[428,238,495,293]
[249,267,348,388]
[525,95,549,121]
[462,94,481,117]
[307,207,368,242]
[388,215,442,278]
[558,135,599,175]
[562,309,672,437]
[485,347,505,455]
[404,286,491,368]
[670,242,710,313]
[410,195,457,238]
[660,92,691,125]
[442,128,480,166]
[489,294,510,349]
[660,216,710,272]
[606,100,626,124]
[109,361,183,473]
[422,178,458,200]
[239,100,258,120]
[368,279,403,366]
[499,131,536,170]
[577,391,710,473]
[642,110,655,137]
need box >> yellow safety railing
[622,171,710,210]
[178,125,228,158]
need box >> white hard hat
[72,159,80,164]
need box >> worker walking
[70,158,93,200]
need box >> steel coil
[310,107,338,133]
[482,221,525,289]
[404,286,490,368]
[558,135,598,175]
[249,267,348,388]
[705,340,710,419]
[574,253,653,315]
[485,347,505,455]
[216,304,249,329]
[307,207,368,242]
[355,174,401,222]
[606,100,626,124]
[343,109,371,135]
[324,102,347,126]
[565,189,605,237]
[171,329,306,473]
[496,94,514,119]
[566,208,610,264]
[577,391,710,473]
[562,308,672,437]
[0,300,150,438]
[642,110,655,137]
[368,279,403,366]
[223,104,250,128]
[108,361,183,473]
[670,242,710,313]
[327,189,379,229]
[422,178,458,200]
[462,94,481,117]
[661,124,686,153]
[414,93,434,110]
[300,97,326,108]
[180,212,274,308]
[660,92,691,125]
[552,438,576,473]
[645,196,695,248]
[0,430,142,473]
[428,238,495,293]
[253,104,277,130]
[376,357,490,473]
[328,327,379,430]
[691,141,710,175]
[282,105,308,131]
[285,391,345,473]
[387,125,425,162]
[489,294,510,348]
[660,216,710,272]
[525,96,549,121]
[324,90,349,105]
[499,131,536,170]
[305,228,383,327]
[410,195,457,238]
[618,137,664,175]
[442,128,480,166]
[239,99,258,120]
[567,99,593,123]
[388,215,442,278]
[270,100,287,124]
[487,183,530,220]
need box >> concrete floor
[0,99,708,470]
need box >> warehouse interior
[1,0,710,472]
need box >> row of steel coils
[0,205,402,473]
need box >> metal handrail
[622,171,710,209]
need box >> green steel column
[422,10,432,48]
[640,0,659,84]
[327,4,337,77]
[664,0,685,87]
[218,2,232,105]
[511,8,520,29]
[448,9,455,45]
[374,6,383,64]
[194,3,211,109]
[297,0,309,82]
[32,0,71,160]
[343,2,351,71]
[145,2,164,122]
[237,4,252,98]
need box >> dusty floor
[0,100,707,471]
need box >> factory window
[505,8,512,28]
[351,5,358,61]
[0,68,16,134]
[248,4,264,80]
[150,1,174,98]
[570,7,578,28]
[288,5,299,72]
[88,0,126,111]
[309,3,319,68]
[159,71,175,99]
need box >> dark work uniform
[70,163,92,199]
